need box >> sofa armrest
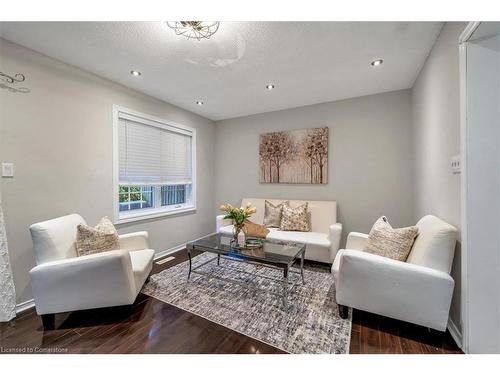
[329,223,343,260]
[345,232,369,250]
[119,231,150,250]
[30,250,136,314]
[216,214,232,233]
[336,250,454,331]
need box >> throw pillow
[263,200,289,228]
[244,220,270,238]
[364,216,419,262]
[280,202,310,232]
[76,217,120,257]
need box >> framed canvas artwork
[259,127,328,184]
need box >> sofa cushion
[263,200,288,228]
[365,216,418,262]
[406,215,457,273]
[267,228,330,247]
[219,225,330,248]
[76,217,120,257]
[280,202,310,232]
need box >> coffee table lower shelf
[186,252,305,310]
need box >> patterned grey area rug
[142,252,351,354]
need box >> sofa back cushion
[29,214,85,265]
[406,215,457,274]
[263,200,288,228]
[280,202,311,232]
[241,198,336,233]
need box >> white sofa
[216,198,342,264]
[29,214,155,329]
[332,215,457,331]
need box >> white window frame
[112,105,197,224]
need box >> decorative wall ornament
[167,21,220,41]
[0,70,29,93]
[0,71,25,84]
[259,127,329,184]
[0,190,16,321]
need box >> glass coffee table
[186,233,306,308]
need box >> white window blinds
[118,113,193,186]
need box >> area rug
[142,252,351,354]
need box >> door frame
[458,21,481,354]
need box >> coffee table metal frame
[186,234,306,309]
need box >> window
[113,106,196,223]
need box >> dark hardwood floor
[0,249,462,354]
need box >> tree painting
[259,127,328,184]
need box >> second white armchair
[29,214,155,329]
[332,215,457,332]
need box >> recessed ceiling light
[370,59,384,67]
[196,101,204,106]
[130,70,141,77]
[266,84,275,90]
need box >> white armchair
[332,215,457,331]
[29,214,155,329]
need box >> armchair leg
[338,305,348,319]
[41,313,55,330]
[145,275,151,284]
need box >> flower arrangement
[220,202,257,240]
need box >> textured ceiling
[0,22,442,120]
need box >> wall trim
[13,233,215,316]
[459,22,481,43]
[154,232,216,260]
[448,317,463,350]
[16,299,35,314]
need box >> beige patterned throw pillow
[263,200,289,228]
[280,202,310,232]
[364,216,418,262]
[76,217,120,257]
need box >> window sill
[115,205,196,225]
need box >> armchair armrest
[329,223,343,261]
[216,214,232,233]
[119,231,150,250]
[345,232,369,250]
[30,250,137,314]
[336,250,454,331]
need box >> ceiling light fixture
[370,59,384,67]
[130,70,141,77]
[266,84,275,90]
[167,21,220,41]
[196,101,204,106]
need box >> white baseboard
[154,232,216,260]
[16,299,35,314]
[447,317,463,350]
[12,233,215,317]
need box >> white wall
[411,22,465,338]
[0,39,216,305]
[464,31,500,353]
[214,89,415,245]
